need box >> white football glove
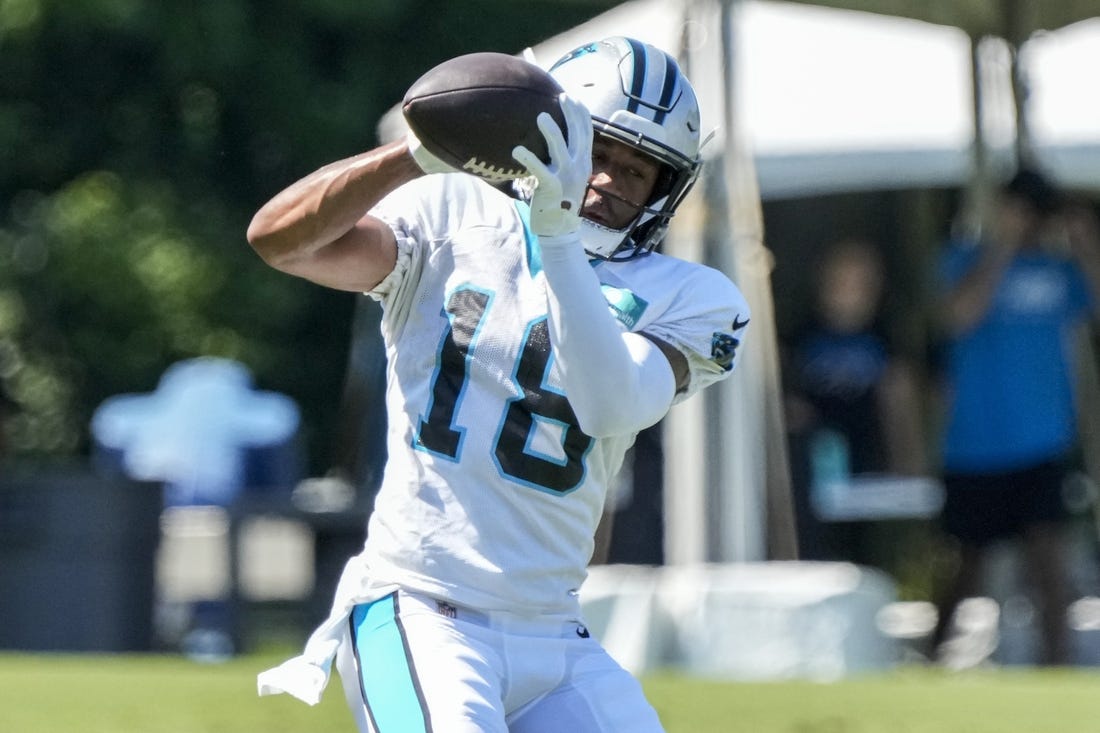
[406,129,458,175]
[512,94,593,239]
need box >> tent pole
[1009,45,1036,168]
[1002,0,1036,168]
[961,34,994,240]
[714,0,799,561]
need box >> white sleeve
[539,233,676,438]
[641,265,750,402]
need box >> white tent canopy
[523,0,1100,199]
[1023,18,1100,190]
[782,0,1100,43]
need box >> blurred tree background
[0,0,620,471]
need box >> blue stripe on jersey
[350,594,432,733]
[625,38,647,115]
[514,200,543,277]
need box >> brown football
[402,52,566,182]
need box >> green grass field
[2,651,1099,732]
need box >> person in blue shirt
[784,236,926,564]
[930,168,1100,665]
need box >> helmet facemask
[580,124,701,261]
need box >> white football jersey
[357,173,749,615]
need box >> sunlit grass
[2,651,1099,732]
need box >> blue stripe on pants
[350,593,431,733]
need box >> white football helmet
[548,37,702,260]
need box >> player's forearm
[247,140,421,263]
[540,236,675,437]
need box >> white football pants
[334,590,665,733]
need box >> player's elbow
[571,380,671,438]
[573,409,622,439]
[246,214,277,258]
[246,215,300,271]
[576,408,663,439]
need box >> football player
[250,36,750,733]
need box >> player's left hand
[407,128,459,175]
[512,93,592,238]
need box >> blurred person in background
[783,236,927,568]
[930,168,1100,665]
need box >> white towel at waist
[257,556,396,706]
